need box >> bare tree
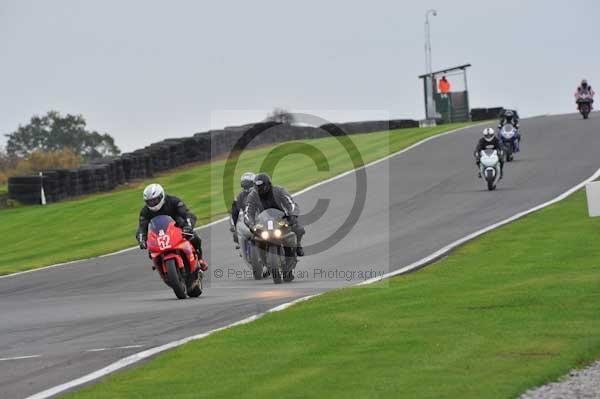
[265,107,295,125]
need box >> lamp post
[424,9,437,121]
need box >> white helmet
[143,183,165,212]
[482,127,495,142]
[240,172,255,191]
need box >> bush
[0,149,81,185]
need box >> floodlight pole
[424,9,437,121]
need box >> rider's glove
[138,234,147,249]
[287,215,298,226]
[182,225,194,235]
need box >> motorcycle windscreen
[502,124,515,138]
[256,208,286,227]
[149,215,176,234]
[480,150,499,166]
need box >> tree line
[1,111,120,185]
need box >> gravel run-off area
[519,360,600,399]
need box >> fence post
[39,172,47,205]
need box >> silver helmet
[143,183,165,212]
[482,127,495,142]
[240,172,256,191]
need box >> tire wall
[471,107,504,121]
[8,119,419,205]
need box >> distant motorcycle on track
[577,91,593,119]
[146,215,203,299]
[498,123,520,162]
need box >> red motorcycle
[146,215,203,299]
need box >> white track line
[0,355,41,362]
[1,122,488,281]
[25,295,319,399]
[84,345,144,353]
[358,166,600,285]
[25,120,600,399]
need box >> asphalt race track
[1,113,599,398]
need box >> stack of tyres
[67,169,81,197]
[146,145,171,172]
[142,152,154,178]
[121,154,135,181]
[165,140,186,168]
[91,164,111,192]
[133,153,147,179]
[6,118,427,206]
[470,108,487,121]
[192,132,211,161]
[38,171,60,203]
[488,107,504,118]
[471,108,505,121]
[45,169,71,201]
[78,167,97,194]
[164,138,201,163]
[8,175,43,205]
[113,158,125,184]
[389,119,420,130]
[127,151,150,179]
[90,160,115,190]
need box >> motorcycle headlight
[260,231,269,240]
[274,229,282,238]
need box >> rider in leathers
[245,173,305,257]
[575,79,595,110]
[498,109,520,130]
[136,183,207,271]
[230,172,255,245]
[497,109,521,152]
[475,128,504,179]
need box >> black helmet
[254,173,272,196]
[582,79,589,88]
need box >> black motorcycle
[253,208,298,284]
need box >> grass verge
[65,189,600,399]
[0,123,472,275]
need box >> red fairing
[147,220,184,252]
[147,220,198,278]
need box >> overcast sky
[1,0,598,152]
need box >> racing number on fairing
[157,235,171,250]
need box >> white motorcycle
[479,149,501,191]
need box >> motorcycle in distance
[577,91,593,119]
[252,208,298,284]
[478,149,502,191]
[146,215,203,299]
[234,211,269,280]
[498,123,519,162]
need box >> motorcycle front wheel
[268,245,282,284]
[166,259,187,299]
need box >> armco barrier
[8,118,421,205]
